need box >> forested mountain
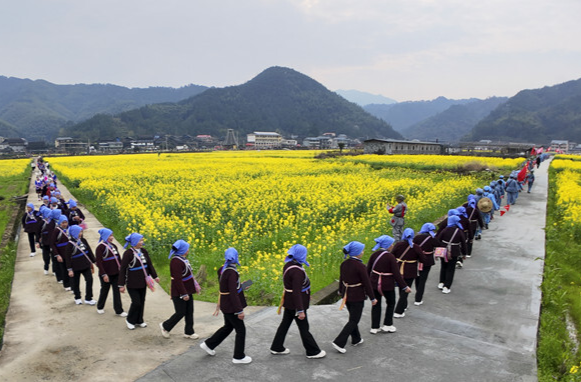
[335,89,397,106]
[466,78,581,143]
[65,66,402,141]
[403,97,508,142]
[364,96,479,133]
[0,76,208,141]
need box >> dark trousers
[55,259,70,287]
[72,267,93,300]
[334,301,364,348]
[26,232,37,253]
[439,258,457,289]
[127,287,147,325]
[162,295,194,335]
[394,278,415,314]
[271,308,321,356]
[205,313,246,360]
[371,289,396,328]
[97,274,123,314]
[467,241,473,256]
[41,245,52,272]
[415,267,432,303]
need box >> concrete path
[139,161,548,382]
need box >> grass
[537,166,581,381]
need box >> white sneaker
[456,262,463,269]
[466,255,471,258]
[74,299,83,305]
[126,320,135,330]
[414,301,423,306]
[437,283,444,289]
[116,312,128,317]
[393,312,405,318]
[232,356,252,364]
[159,323,170,338]
[30,253,36,257]
[306,350,326,359]
[200,341,216,356]
[65,287,71,291]
[138,322,147,328]
[442,287,451,294]
[44,270,49,275]
[332,342,346,354]
[370,328,379,334]
[184,333,199,339]
[84,299,97,305]
[352,339,364,346]
[270,348,290,355]
[58,280,63,284]
[97,309,105,314]
[381,325,397,333]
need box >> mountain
[66,66,402,141]
[403,97,508,142]
[466,78,581,143]
[0,119,21,138]
[0,76,208,141]
[335,89,397,106]
[364,96,479,133]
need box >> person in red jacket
[200,248,252,364]
[95,228,126,316]
[333,241,377,354]
[160,240,199,340]
[270,244,326,359]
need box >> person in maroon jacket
[200,247,252,364]
[270,244,326,359]
[66,225,97,305]
[50,212,71,290]
[413,223,442,306]
[160,240,199,340]
[393,228,426,318]
[436,215,467,294]
[118,233,160,330]
[367,235,410,334]
[95,228,126,316]
[39,206,55,276]
[22,203,40,257]
[455,206,473,269]
[332,241,377,354]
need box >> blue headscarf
[448,209,459,217]
[169,239,190,259]
[58,215,68,225]
[50,209,61,221]
[483,186,492,192]
[489,181,497,188]
[69,199,77,208]
[27,203,34,210]
[41,207,52,219]
[343,241,365,259]
[124,233,144,248]
[467,194,475,201]
[285,244,310,266]
[419,223,437,238]
[456,206,468,218]
[402,228,414,247]
[468,198,477,209]
[447,215,463,229]
[50,197,58,204]
[499,175,504,179]
[476,188,483,195]
[98,228,113,243]
[372,235,395,251]
[69,225,82,240]
[42,195,49,201]
[223,247,240,268]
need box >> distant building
[98,141,124,153]
[550,140,569,153]
[302,136,335,149]
[363,139,442,155]
[0,137,27,153]
[27,141,49,154]
[55,137,87,153]
[246,132,282,149]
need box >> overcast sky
[1,0,580,101]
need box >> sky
[1,0,581,102]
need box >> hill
[335,89,397,106]
[403,97,508,142]
[66,67,402,141]
[466,78,581,143]
[0,76,208,141]
[364,96,479,133]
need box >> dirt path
[0,170,262,381]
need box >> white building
[246,132,282,149]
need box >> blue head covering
[223,247,240,268]
[447,215,463,229]
[402,228,414,247]
[419,223,437,238]
[50,197,58,204]
[285,244,310,266]
[169,239,190,259]
[124,233,144,248]
[49,183,55,188]
[468,198,477,209]
[499,175,504,179]
[98,228,113,243]
[50,209,61,221]
[372,235,395,251]
[69,199,77,208]
[42,207,52,219]
[57,215,68,225]
[484,185,492,192]
[69,225,82,240]
[42,195,49,201]
[456,206,468,218]
[467,194,475,201]
[448,209,459,217]
[476,188,483,195]
[27,203,34,210]
[343,241,365,259]
[489,181,497,188]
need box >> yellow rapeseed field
[0,158,30,177]
[48,152,521,303]
[551,159,581,228]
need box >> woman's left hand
[155,277,160,283]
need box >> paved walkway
[0,160,547,381]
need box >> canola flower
[0,158,30,177]
[48,151,516,304]
[551,159,581,228]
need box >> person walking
[505,174,519,205]
[526,170,535,193]
[332,241,376,354]
[95,228,126,316]
[118,233,160,330]
[200,248,252,364]
[436,215,467,294]
[270,244,326,359]
[387,195,407,241]
[49,211,71,290]
[413,224,441,306]
[39,206,56,276]
[392,229,425,317]
[22,203,40,257]
[160,240,200,340]
[367,235,410,334]
[65,225,96,305]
